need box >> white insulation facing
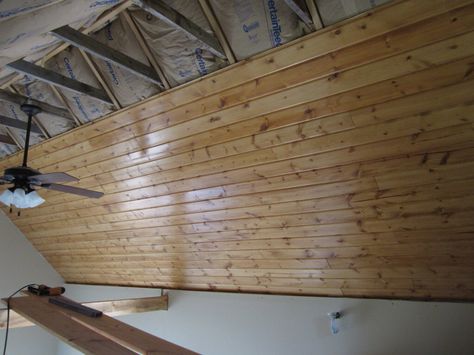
[91,16,161,106]
[0,0,393,157]
[13,77,75,137]
[316,0,391,26]
[0,99,43,147]
[210,0,308,60]
[131,0,228,87]
[0,0,121,70]
[45,46,114,123]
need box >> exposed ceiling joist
[304,0,324,30]
[0,133,16,146]
[7,59,113,105]
[79,49,122,110]
[0,0,135,90]
[198,0,236,64]
[0,89,73,121]
[7,86,51,139]
[121,10,171,90]
[283,0,314,29]
[52,25,164,88]
[0,114,42,134]
[133,0,226,59]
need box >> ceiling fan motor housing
[3,166,41,190]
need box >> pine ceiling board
[2,0,474,301]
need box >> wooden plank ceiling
[1,0,474,301]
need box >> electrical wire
[2,284,37,355]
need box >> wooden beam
[52,25,163,88]
[4,296,136,355]
[0,1,135,90]
[121,10,171,89]
[3,295,195,354]
[79,49,122,109]
[0,89,73,121]
[7,86,51,139]
[198,0,236,64]
[283,0,314,29]
[48,85,83,126]
[0,295,168,329]
[133,0,226,59]
[304,0,323,30]
[7,60,112,105]
[0,133,16,146]
[0,114,42,134]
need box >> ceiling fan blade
[29,172,79,184]
[0,175,14,182]
[42,183,103,199]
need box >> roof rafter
[7,59,113,105]
[121,10,171,89]
[79,49,122,110]
[198,0,236,64]
[0,133,16,146]
[52,25,164,88]
[304,0,324,30]
[7,86,51,139]
[0,114,42,134]
[283,0,314,29]
[0,0,135,90]
[133,0,226,59]
[0,89,74,121]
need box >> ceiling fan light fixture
[0,188,45,209]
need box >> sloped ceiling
[1,0,474,301]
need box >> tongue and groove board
[1,0,474,301]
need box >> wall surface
[57,284,474,355]
[1,0,473,301]
[0,211,63,355]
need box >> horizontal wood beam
[0,114,42,134]
[52,26,164,88]
[283,0,313,28]
[0,89,73,121]
[0,295,168,329]
[6,60,112,105]
[133,0,226,58]
[0,133,16,146]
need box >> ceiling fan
[0,103,103,211]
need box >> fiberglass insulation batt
[209,0,308,60]
[131,0,228,87]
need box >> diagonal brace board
[283,0,314,28]
[52,26,164,88]
[7,60,112,105]
[0,134,16,146]
[0,89,73,121]
[0,114,42,134]
[3,295,197,354]
[133,0,226,59]
[4,296,135,355]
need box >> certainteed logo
[267,0,282,47]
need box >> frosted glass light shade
[26,190,45,208]
[0,188,45,208]
[0,189,13,206]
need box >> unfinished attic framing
[0,0,474,304]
